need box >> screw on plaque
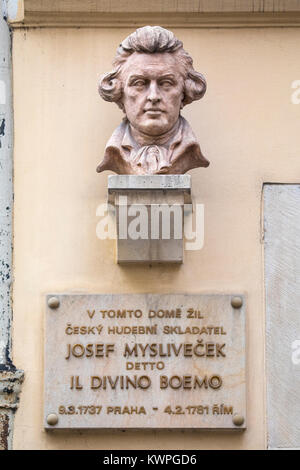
[48,297,60,309]
[231,296,243,309]
[232,414,245,426]
[47,413,58,426]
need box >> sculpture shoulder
[168,117,210,173]
[96,121,131,174]
[105,121,128,149]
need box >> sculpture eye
[160,80,174,88]
[132,80,146,87]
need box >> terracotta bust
[97,26,209,175]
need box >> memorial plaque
[44,294,246,429]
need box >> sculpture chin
[130,116,176,138]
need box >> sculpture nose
[147,81,161,103]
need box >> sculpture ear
[180,89,185,109]
[98,67,123,109]
[182,71,206,106]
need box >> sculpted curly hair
[98,26,206,112]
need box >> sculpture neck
[129,118,181,147]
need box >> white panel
[264,184,300,449]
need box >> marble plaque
[44,294,246,429]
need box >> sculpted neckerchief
[122,121,183,173]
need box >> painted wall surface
[11,27,300,449]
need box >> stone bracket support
[107,175,192,264]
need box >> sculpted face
[121,52,185,137]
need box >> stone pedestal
[108,175,192,264]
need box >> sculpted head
[99,26,206,138]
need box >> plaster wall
[11,26,300,449]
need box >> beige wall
[11,26,300,449]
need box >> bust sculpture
[97,26,209,175]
